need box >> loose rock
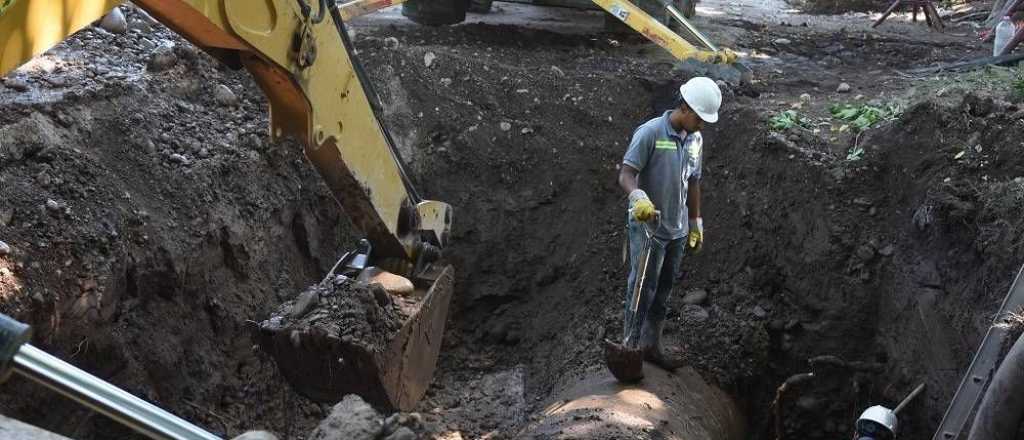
[99,8,128,34]
[169,153,188,164]
[752,305,768,319]
[384,427,416,440]
[774,38,792,45]
[855,245,876,262]
[680,304,710,323]
[291,289,319,318]
[308,395,383,440]
[681,289,708,305]
[424,52,437,68]
[0,240,10,256]
[148,46,177,72]
[214,84,238,107]
[5,78,30,92]
[499,122,512,131]
[837,82,852,93]
[231,432,279,440]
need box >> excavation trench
[2,11,1024,440]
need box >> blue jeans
[623,217,685,347]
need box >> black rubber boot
[641,319,687,371]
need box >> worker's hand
[688,217,703,253]
[629,189,656,222]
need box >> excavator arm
[2,0,451,263]
[1,0,453,410]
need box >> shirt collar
[661,110,694,140]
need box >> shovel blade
[603,339,644,383]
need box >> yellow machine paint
[0,0,121,74]
[338,0,404,21]
[592,0,736,64]
[0,0,452,410]
[336,0,738,65]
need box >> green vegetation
[1012,70,1024,100]
[829,103,903,132]
[769,110,813,131]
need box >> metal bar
[664,3,716,51]
[13,345,221,440]
[589,0,733,64]
[894,383,926,414]
[933,263,1024,440]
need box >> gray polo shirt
[622,111,703,240]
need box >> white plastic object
[857,405,898,436]
[678,77,722,123]
[994,16,1015,57]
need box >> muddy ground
[1,1,1023,439]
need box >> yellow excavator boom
[2,0,452,263]
[1,0,453,410]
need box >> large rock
[231,432,279,440]
[214,84,238,107]
[99,8,128,34]
[308,395,383,440]
[147,46,177,72]
[681,289,708,305]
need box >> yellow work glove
[629,189,656,222]
[688,217,704,253]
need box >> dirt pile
[307,394,431,440]
[264,276,409,350]
[255,276,412,404]
[0,7,350,438]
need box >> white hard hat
[856,405,897,438]
[678,77,722,123]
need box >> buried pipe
[519,363,745,439]
[967,331,1024,440]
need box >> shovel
[604,212,659,383]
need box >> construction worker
[617,76,721,370]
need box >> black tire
[468,0,493,13]
[402,0,469,26]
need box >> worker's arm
[620,126,659,223]
[618,165,641,194]
[619,164,655,221]
[686,177,703,252]
[687,177,700,220]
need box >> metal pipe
[12,344,221,440]
[664,4,717,51]
[894,383,925,414]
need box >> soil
[1,1,1023,440]
[264,276,409,352]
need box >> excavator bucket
[256,265,454,411]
